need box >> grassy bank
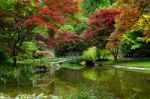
[106,59,150,68]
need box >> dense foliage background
[0,0,150,84]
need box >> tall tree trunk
[12,47,18,67]
[13,55,17,67]
[48,29,55,56]
[48,29,55,39]
[114,55,118,62]
[112,47,119,62]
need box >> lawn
[106,59,150,68]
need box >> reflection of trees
[54,68,150,98]
[104,68,150,99]
[79,67,150,98]
[82,67,118,98]
[83,67,116,81]
[55,69,84,83]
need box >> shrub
[0,64,15,84]
[21,42,38,58]
[83,47,97,61]
[0,50,8,63]
[83,47,109,61]
[0,63,35,84]
[121,29,150,58]
[97,49,110,60]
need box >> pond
[0,66,150,99]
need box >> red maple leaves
[25,0,80,30]
[57,32,81,43]
[81,8,120,44]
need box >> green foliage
[0,50,8,63]
[122,30,144,50]
[75,21,88,35]
[32,25,48,36]
[81,0,112,16]
[0,0,39,15]
[23,42,38,52]
[56,41,86,56]
[99,49,110,59]
[0,63,35,84]
[22,41,38,58]
[0,0,15,10]
[83,47,110,61]
[83,47,98,61]
[60,24,76,32]
[0,64,15,84]
[60,16,87,35]
[121,29,150,58]
[15,64,34,82]
[98,0,112,9]
[0,0,41,66]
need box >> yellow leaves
[134,14,150,31]
[143,30,150,42]
[115,0,150,34]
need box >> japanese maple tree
[107,0,150,61]
[110,0,150,39]
[26,0,80,34]
[0,0,40,67]
[0,0,80,67]
[26,0,80,48]
[81,8,120,47]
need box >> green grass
[105,59,150,68]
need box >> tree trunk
[48,29,56,56]
[13,55,17,67]
[112,47,119,62]
[114,55,118,62]
[48,29,55,39]
[12,48,18,67]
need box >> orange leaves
[115,5,140,33]
[106,32,122,49]
[115,0,150,33]
[143,30,150,42]
[107,0,150,49]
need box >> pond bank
[105,59,150,68]
[113,65,150,71]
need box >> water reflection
[0,67,150,98]
[56,67,150,99]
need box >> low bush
[83,47,109,61]
[83,47,110,66]
[0,50,8,64]
[0,63,35,84]
[121,29,150,58]
[0,64,15,84]
[83,47,97,61]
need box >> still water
[0,67,150,99]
